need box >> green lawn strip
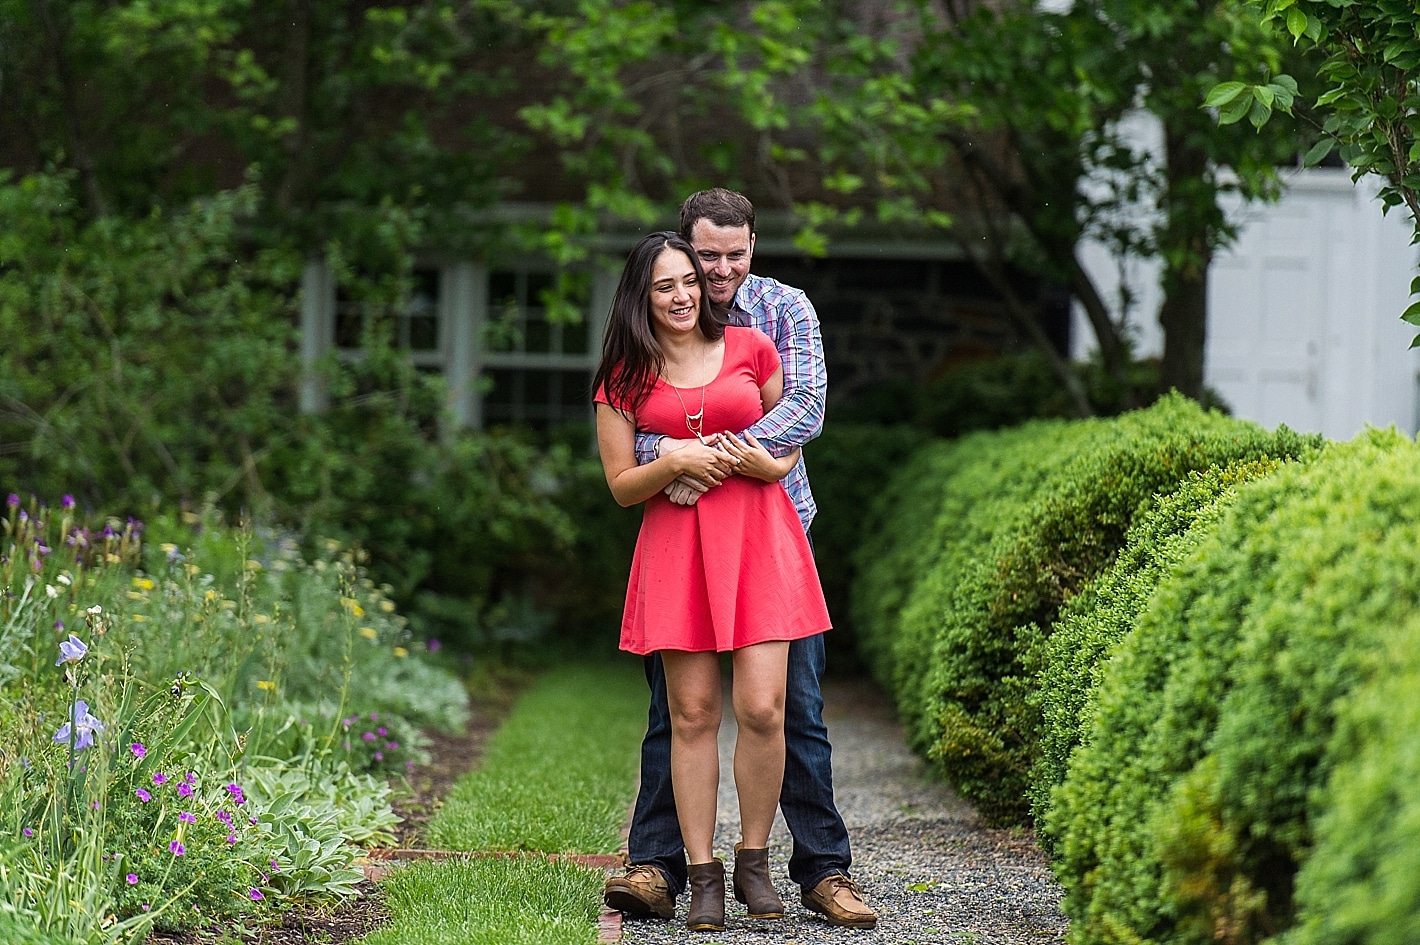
[425,660,648,854]
[358,856,606,945]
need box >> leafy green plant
[1049,429,1420,944]
[1029,455,1305,836]
[920,394,1318,822]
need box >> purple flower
[270,859,280,871]
[53,620,64,632]
[374,751,384,762]
[130,743,146,759]
[185,771,196,785]
[362,731,377,742]
[153,772,169,785]
[126,873,138,885]
[55,634,88,665]
[227,833,238,843]
[178,811,196,824]
[141,904,150,912]
[169,841,185,856]
[5,493,17,508]
[52,700,104,750]
[177,783,192,798]
[22,827,32,838]
[386,741,399,750]
[226,783,246,805]
[216,810,232,826]
[249,888,264,901]
[136,789,151,803]
[102,524,115,539]
[427,637,442,652]
[377,727,388,737]
[60,495,74,510]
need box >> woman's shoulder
[725,324,772,353]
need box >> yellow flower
[359,627,378,640]
[131,614,148,623]
[204,590,217,601]
[104,553,120,564]
[127,591,147,601]
[392,646,409,658]
[256,680,276,692]
[160,543,178,555]
[131,577,155,591]
[379,600,396,613]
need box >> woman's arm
[597,404,739,506]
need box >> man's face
[689,220,754,310]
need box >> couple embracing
[592,188,877,932]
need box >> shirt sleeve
[742,288,827,457]
[597,378,660,464]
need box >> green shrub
[1048,429,1420,945]
[1284,621,1420,945]
[1029,456,1304,834]
[0,170,621,656]
[920,393,1318,823]
[855,418,1101,760]
[803,422,929,667]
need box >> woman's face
[647,247,701,340]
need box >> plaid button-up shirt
[635,273,826,530]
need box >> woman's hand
[671,439,739,486]
[712,432,800,483]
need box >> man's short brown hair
[679,188,756,239]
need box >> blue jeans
[626,632,853,896]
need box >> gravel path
[617,677,1068,945]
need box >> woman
[593,232,832,931]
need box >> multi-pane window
[301,258,613,431]
[334,267,443,367]
[481,270,594,427]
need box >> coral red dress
[596,326,832,654]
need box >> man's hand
[715,431,800,483]
[659,437,726,504]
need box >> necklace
[667,345,710,440]
[671,382,706,440]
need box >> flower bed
[0,495,470,943]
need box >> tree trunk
[1157,131,1213,401]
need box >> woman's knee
[670,698,721,739]
[735,697,785,738]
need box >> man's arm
[633,431,662,467]
[742,288,826,456]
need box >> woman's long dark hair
[592,231,726,415]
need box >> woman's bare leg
[661,650,723,864]
[731,642,790,849]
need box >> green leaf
[1304,137,1337,167]
[1286,7,1307,39]
[1401,299,1420,326]
[1204,81,1248,108]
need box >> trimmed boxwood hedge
[851,418,1101,761]
[1029,455,1303,835]
[909,394,1318,822]
[1049,428,1420,944]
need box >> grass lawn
[358,660,648,944]
[359,856,608,945]
[425,660,648,854]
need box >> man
[602,188,878,929]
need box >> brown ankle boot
[732,843,785,919]
[685,859,725,932]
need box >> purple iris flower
[55,634,87,666]
[51,700,104,750]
